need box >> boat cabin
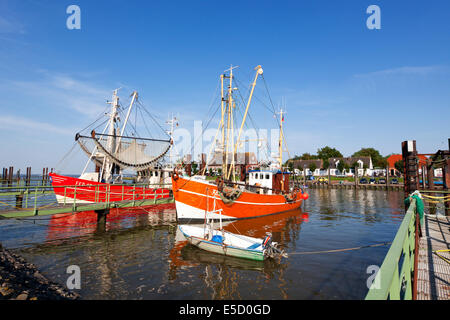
[248,170,290,194]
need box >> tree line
[286,146,404,173]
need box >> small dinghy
[179,208,288,261]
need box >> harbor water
[0,188,405,299]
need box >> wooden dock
[305,182,403,191]
[416,214,450,300]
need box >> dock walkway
[417,214,450,300]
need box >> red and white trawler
[50,90,173,204]
[172,65,308,222]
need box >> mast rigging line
[233,84,272,161]
[188,100,222,164]
[77,104,112,134]
[53,141,78,172]
[136,100,172,140]
[181,78,222,168]
[87,133,171,170]
[76,133,171,144]
[261,74,278,115]
[234,76,277,119]
[137,104,155,140]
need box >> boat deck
[416,214,450,300]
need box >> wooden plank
[416,215,450,300]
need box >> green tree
[300,153,319,160]
[394,160,404,174]
[191,162,198,174]
[308,163,317,175]
[337,161,345,173]
[344,163,350,172]
[317,146,343,163]
[288,161,294,173]
[352,147,385,168]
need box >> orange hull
[172,176,303,221]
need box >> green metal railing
[365,198,420,300]
[0,182,173,218]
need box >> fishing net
[76,131,171,171]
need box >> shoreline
[0,243,79,300]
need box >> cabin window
[266,174,270,179]
[255,173,258,179]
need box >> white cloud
[0,16,25,34]
[354,65,450,78]
[9,71,111,118]
[0,115,74,135]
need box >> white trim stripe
[178,188,301,206]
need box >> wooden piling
[95,209,109,233]
[26,167,31,186]
[1,168,6,185]
[402,140,420,201]
[444,157,450,216]
[15,194,23,209]
[8,166,13,186]
[16,169,20,185]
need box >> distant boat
[50,89,173,204]
[172,65,308,222]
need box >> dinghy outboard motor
[262,232,273,248]
[263,232,288,259]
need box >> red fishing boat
[172,65,308,222]
[50,89,173,204]
[49,173,170,204]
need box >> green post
[72,185,77,211]
[64,186,67,205]
[25,189,29,208]
[33,186,38,216]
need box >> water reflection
[0,189,405,299]
[46,203,176,241]
[168,209,308,299]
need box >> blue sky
[0,0,449,173]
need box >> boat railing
[365,197,420,300]
[0,181,173,218]
[219,179,292,195]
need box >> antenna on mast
[276,107,287,170]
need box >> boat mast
[220,74,226,176]
[223,65,237,179]
[277,108,286,169]
[102,89,120,182]
[118,91,138,139]
[166,113,179,165]
[228,65,263,180]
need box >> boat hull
[49,173,171,204]
[179,225,265,261]
[172,176,303,221]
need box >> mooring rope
[288,242,392,255]
[433,250,450,265]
